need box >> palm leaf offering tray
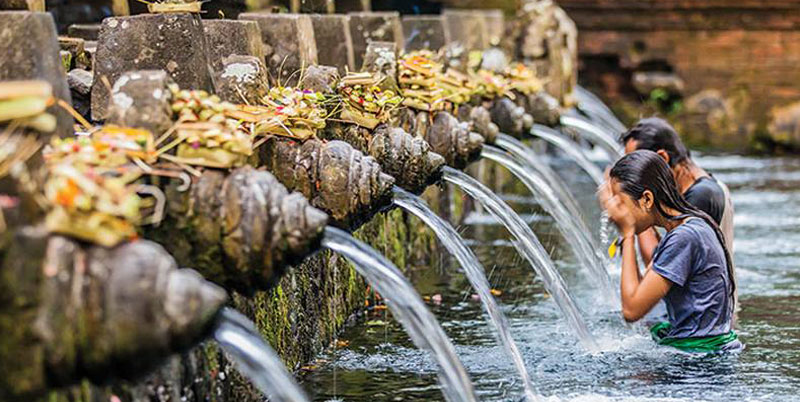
[43,135,150,247]
[138,0,203,14]
[504,62,544,95]
[471,69,515,100]
[337,72,402,129]
[256,86,328,140]
[398,51,448,112]
[166,85,253,168]
[0,80,57,133]
[436,69,479,107]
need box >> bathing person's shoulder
[683,176,726,224]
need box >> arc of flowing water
[393,187,540,402]
[322,226,478,402]
[495,134,589,231]
[214,308,310,402]
[530,125,617,260]
[480,146,616,303]
[530,124,604,185]
[560,114,624,160]
[574,85,628,134]
[442,167,598,351]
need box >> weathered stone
[397,109,484,169]
[0,0,43,11]
[259,137,395,229]
[58,36,91,70]
[213,55,269,105]
[105,70,173,136]
[768,101,800,146]
[67,68,93,118]
[91,13,213,121]
[524,91,562,127]
[443,8,489,52]
[0,11,73,138]
[347,11,404,69]
[67,23,101,41]
[477,9,505,47]
[203,19,264,73]
[402,15,449,52]
[239,12,317,87]
[310,14,355,74]
[0,229,227,400]
[301,64,339,94]
[362,41,397,86]
[490,97,527,137]
[369,125,445,194]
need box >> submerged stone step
[238,12,317,87]
[310,14,355,74]
[0,11,73,137]
[347,11,403,70]
[91,13,213,121]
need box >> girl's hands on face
[598,179,637,238]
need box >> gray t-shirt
[652,218,734,339]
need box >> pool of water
[301,153,800,401]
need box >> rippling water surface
[302,153,800,401]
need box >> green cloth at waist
[650,322,738,353]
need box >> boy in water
[620,117,737,315]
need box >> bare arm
[620,235,672,322]
[637,227,661,267]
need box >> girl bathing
[599,150,741,353]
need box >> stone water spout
[102,71,329,294]
[148,166,329,294]
[256,137,395,230]
[302,65,445,194]
[0,229,227,401]
[358,41,484,167]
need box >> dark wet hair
[610,150,735,313]
[619,117,690,167]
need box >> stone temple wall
[558,0,800,151]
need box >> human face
[609,179,657,235]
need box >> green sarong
[650,322,738,353]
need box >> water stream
[442,167,597,351]
[530,124,604,185]
[481,145,615,301]
[322,226,478,402]
[494,133,588,229]
[574,85,628,134]
[560,114,623,160]
[393,187,540,402]
[304,153,800,401]
[214,307,310,402]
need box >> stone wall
[43,205,440,402]
[559,0,800,151]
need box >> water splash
[322,226,478,402]
[442,167,598,351]
[481,146,616,302]
[393,187,540,402]
[560,114,623,160]
[214,307,309,402]
[530,124,604,185]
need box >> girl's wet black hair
[609,150,735,317]
[619,117,690,167]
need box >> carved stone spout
[257,137,395,229]
[148,166,328,294]
[0,229,227,401]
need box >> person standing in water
[620,117,737,315]
[599,150,741,353]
